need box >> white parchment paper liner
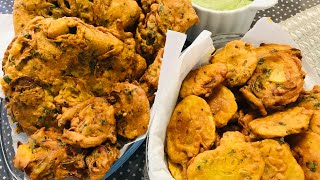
[147,17,320,180]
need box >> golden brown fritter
[58,97,117,148]
[168,158,184,180]
[136,0,198,61]
[85,144,119,180]
[255,43,302,59]
[210,40,259,87]
[206,85,238,128]
[139,48,164,103]
[251,139,304,180]
[54,77,93,108]
[288,132,320,180]
[166,95,216,177]
[3,77,58,135]
[179,63,228,98]
[240,52,305,115]
[110,82,150,139]
[13,128,88,180]
[13,0,142,34]
[297,85,320,135]
[187,132,265,180]
[249,107,312,139]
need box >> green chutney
[193,0,254,11]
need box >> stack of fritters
[166,40,320,180]
[2,0,199,179]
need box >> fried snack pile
[166,40,320,180]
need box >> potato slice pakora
[240,52,305,115]
[249,107,312,138]
[255,43,302,59]
[206,85,238,128]
[187,131,264,180]
[210,40,258,87]
[2,77,58,135]
[110,82,150,139]
[251,139,304,180]
[136,0,198,61]
[179,63,227,98]
[58,97,117,148]
[288,132,320,180]
[85,144,119,180]
[14,128,88,180]
[297,85,320,135]
[13,0,142,34]
[139,48,164,103]
[166,95,216,177]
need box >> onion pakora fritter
[110,82,150,139]
[210,40,259,87]
[187,132,265,180]
[13,0,142,34]
[14,128,88,180]
[139,48,164,102]
[288,131,320,180]
[297,85,320,135]
[85,144,119,180]
[58,97,117,148]
[166,95,216,177]
[206,85,238,128]
[251,139,304,180]
[136,0,199,61]
[249,106,312,138]
[2,77,58,135]
[179,63,228,98]
[240,52,305,115]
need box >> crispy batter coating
[110,82,150,139]
[251,139,304,180]
[179,63,228,98]
[168,158,184,180]
[240,52,305,115]
[297,85,320,135]
[249,107,312,138]
[13,128,88,180]
[288,132,320,180]
[3,77,58,135]
[210,40,259,87]
[166,95,216,177]
[85,144,119,180]
[206,85,238,128]
[58,97,117,148]
[255,43,302,59]
[187,132,264,180]
[136,0,198,61]
[139,48,164,103]
[13,0,142,34]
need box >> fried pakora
[297,85,320,135]
[13,128,88,180]
[85,144,119,180]
[288,132,320,180]
[187,132,264,180]
[249,106,312,138]
[13,0,142,34]
[2,77,58,135]
[179,63,228,98]
[166,95,216,177]
[168,158,184,180]
[139,48,164,103]
[110,82,150,139]
[251,139,304,180]
[255,43,302,59]
[206,85,238,128]
[58,97,117,148]
[240,52,305,115]
[210,40,259,87]
[136,0,199,61]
